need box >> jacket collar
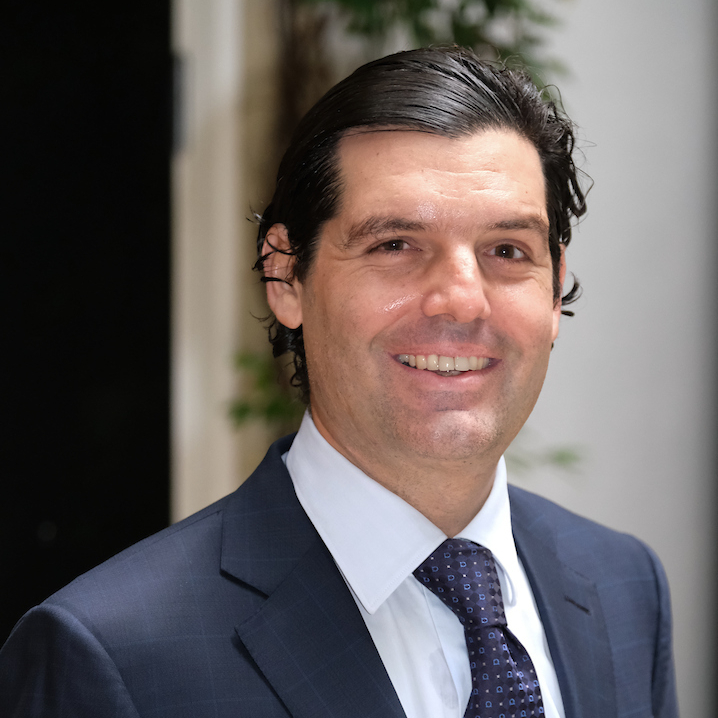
[510,486,618,718]
[222,435,406,718]
[220,438,617,718]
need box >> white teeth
[399,354,489,372]
[438,356,454,372]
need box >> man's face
[268,129,563,476]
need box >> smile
[397,354,491,376]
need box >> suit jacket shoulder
[509,485,678,718]
[0,440,677,718]
[0,435,403,718]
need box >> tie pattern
[414,539,544,718]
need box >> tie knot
[413,539,506,628]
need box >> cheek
[311,278,412,335]
[497,289,557,346]
[302,286,371,355]
[551,305,561,342]
[381,293,418,314]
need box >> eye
[490,244,526,260]
[372,239,410,253]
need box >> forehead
[333,128,547,230]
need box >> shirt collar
[285,413,520,613]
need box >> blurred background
[3,0,716,714]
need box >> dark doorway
[2,2,172,643]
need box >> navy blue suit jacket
[0,435,678,717]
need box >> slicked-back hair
[256,46,587,404]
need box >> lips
[397,354,491,373]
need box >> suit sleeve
[0,604,141,718]
[644,544,679,718]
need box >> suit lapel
[222,438,620,718]
[237,540,406,718]
[509,487,617,718]
[222,436,406,718]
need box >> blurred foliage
[505,431,583,476]
[276,0,565,150]
[302,0,559,65]
[230,352,305,436]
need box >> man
[0,47,677,718]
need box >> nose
[420,249,491,323]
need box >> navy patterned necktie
[414,539,544,718]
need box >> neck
[366,455,497,537]
[311,414,500,536]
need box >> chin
[400,414,506,462]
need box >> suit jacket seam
[24,603,142,718]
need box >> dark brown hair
[256,46,587,403]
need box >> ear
[552,245,566,342]
[262,224,303,330]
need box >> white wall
[171,0,281,520]
[513,1,717,714]
[171,0,246,520]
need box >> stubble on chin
[371,391,511,466]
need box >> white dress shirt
[285,413,565,718]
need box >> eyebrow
[343,216,434,250]
[485,216,550,238]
